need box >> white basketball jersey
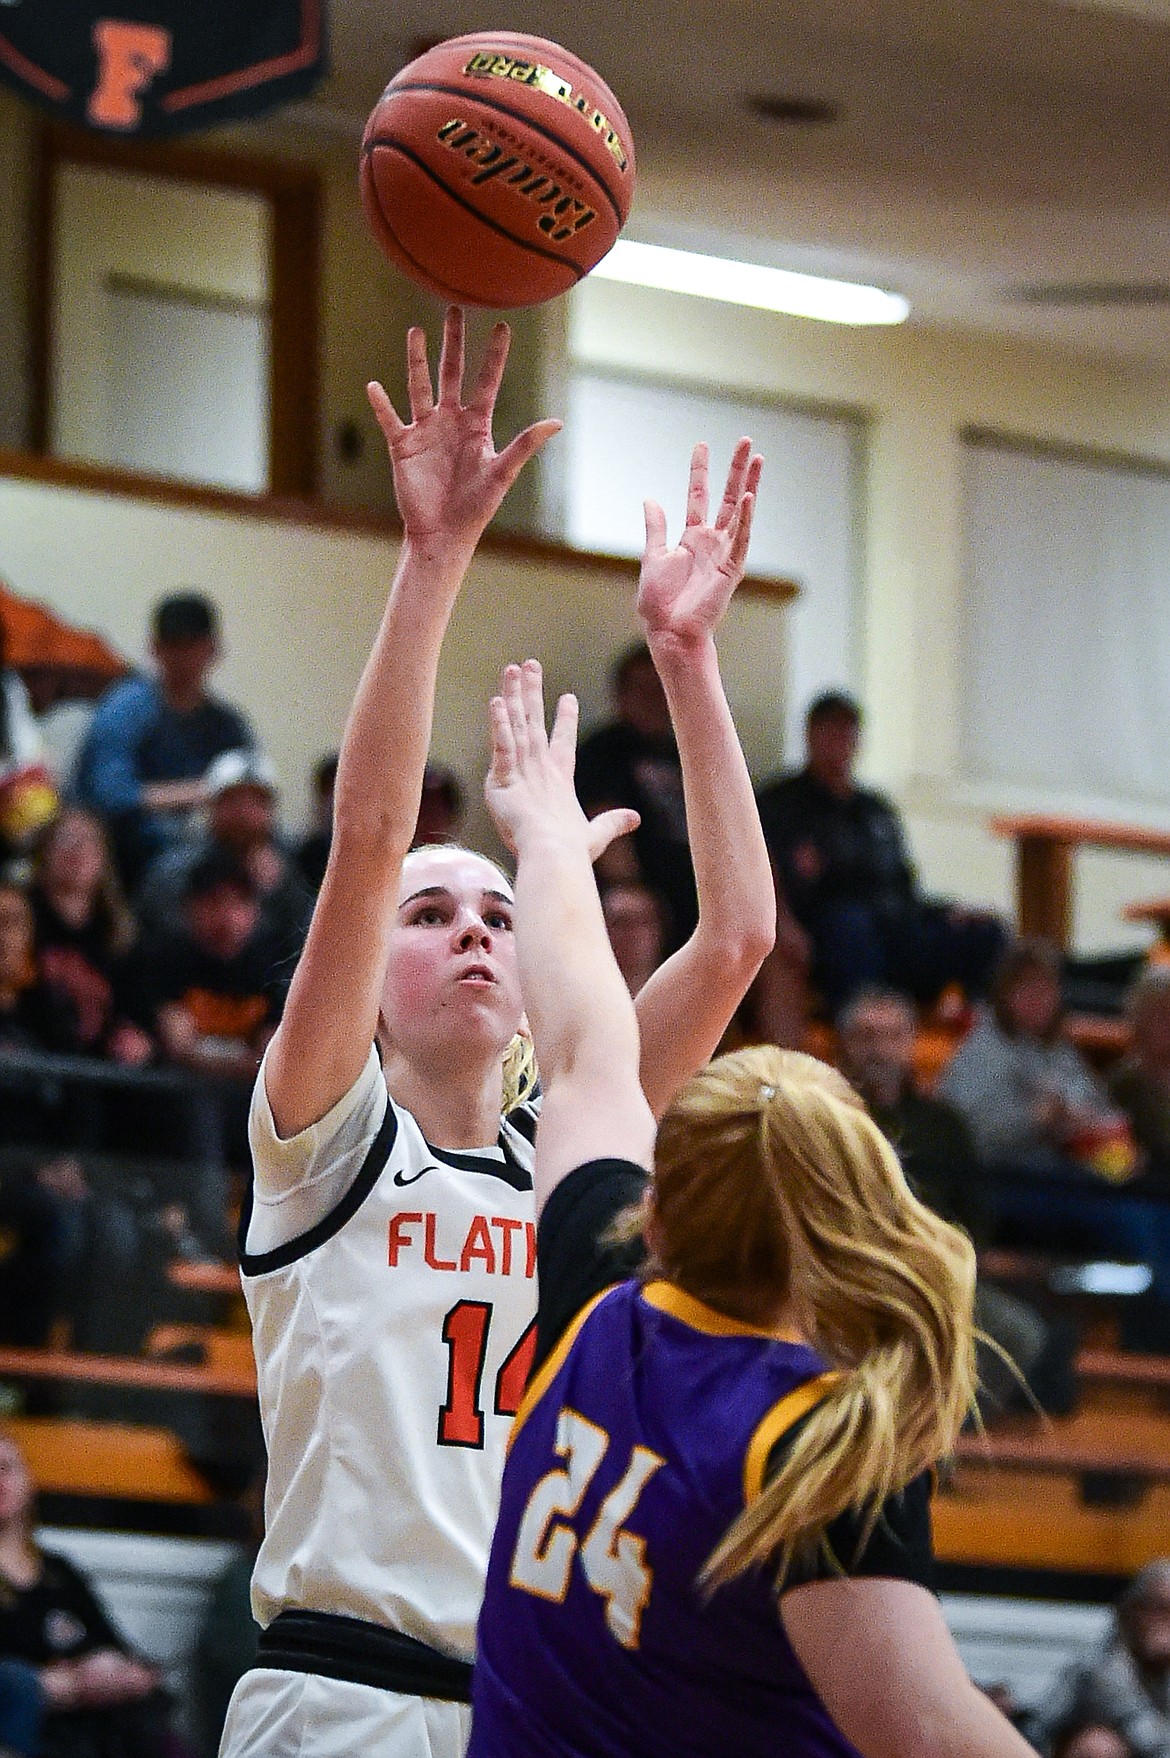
[240,1054,538,1663]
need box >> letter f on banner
[89,20,171,129]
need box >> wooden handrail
[0,1344,254,1397]
[955,1425,1170,1479]
[990,815,1170,857]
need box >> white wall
[569,279,1170,951]
[0,468,788,845]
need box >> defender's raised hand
[486,661,637,860]
[367,308,561,547]
[637,439,763,649]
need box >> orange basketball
[360,32,636,308]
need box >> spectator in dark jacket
[575,643,695,951]
[756,689,1005,1012]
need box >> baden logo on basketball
[437,119,599,243]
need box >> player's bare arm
[782,1578,1038,1758]
[265,310,560,1147]
[486,660,654,1210]
[630,440,776,1117]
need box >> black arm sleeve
[776,1468,936,1594]
[534,1159,649,1372]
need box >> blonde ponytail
[651,1045,977,1588]
[501,1029,538,1115]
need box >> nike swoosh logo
[393,1164,442,1187]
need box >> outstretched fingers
[494,418,563,493]
[366,380,405,441]
[715,437,754,529]
[643,499,668,556]
[685,441,710,529]
[436,306,466,405]
[548,690,580,779]
[488,690,518,788]
[405,326,435,419]
[468,321,512,415]
[726,491,757,577]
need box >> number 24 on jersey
[509,1406,664,1651]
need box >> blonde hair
[501,1029,538,1115]
[648,1044,977,1586]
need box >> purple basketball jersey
[469,1279,864,1758]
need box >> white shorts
[220,1667,471,1758]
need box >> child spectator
[126,849,289,1235]
[29,808,151,1065]
[136,750,311,958]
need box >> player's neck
[382,1053,503,1150]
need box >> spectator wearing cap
[754,689,1006,1017]
[136,749,312,957]
[72,592,255,886]
[122,848,290,1234]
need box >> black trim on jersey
[238,1100,399,1276]
[504,1097,539,1148]
[769,1422,936,1594]
[426,1136,533,1192]
[534,1157,650,1372]
[253,1609,472,1703]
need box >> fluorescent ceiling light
[591,240,909,326]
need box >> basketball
[360,32,636,308]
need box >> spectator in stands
[838,985,1074,1416]
[128,849,288,1226]
[939,940,1127,1172]
[576,642,696,951]
[136,750,312,959]
[755,689,1005,1014]
[0,1432,176,1758]
[0,885,80,1065]
[28,809,151,1065]
[1033,1562,1170,1758]
[72,592,254,887]
[294,753,337,893]
[602,881,668,998]
[142,849,286,1083]
[938,940,1165,1275]
[1111,967,1170,1195]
